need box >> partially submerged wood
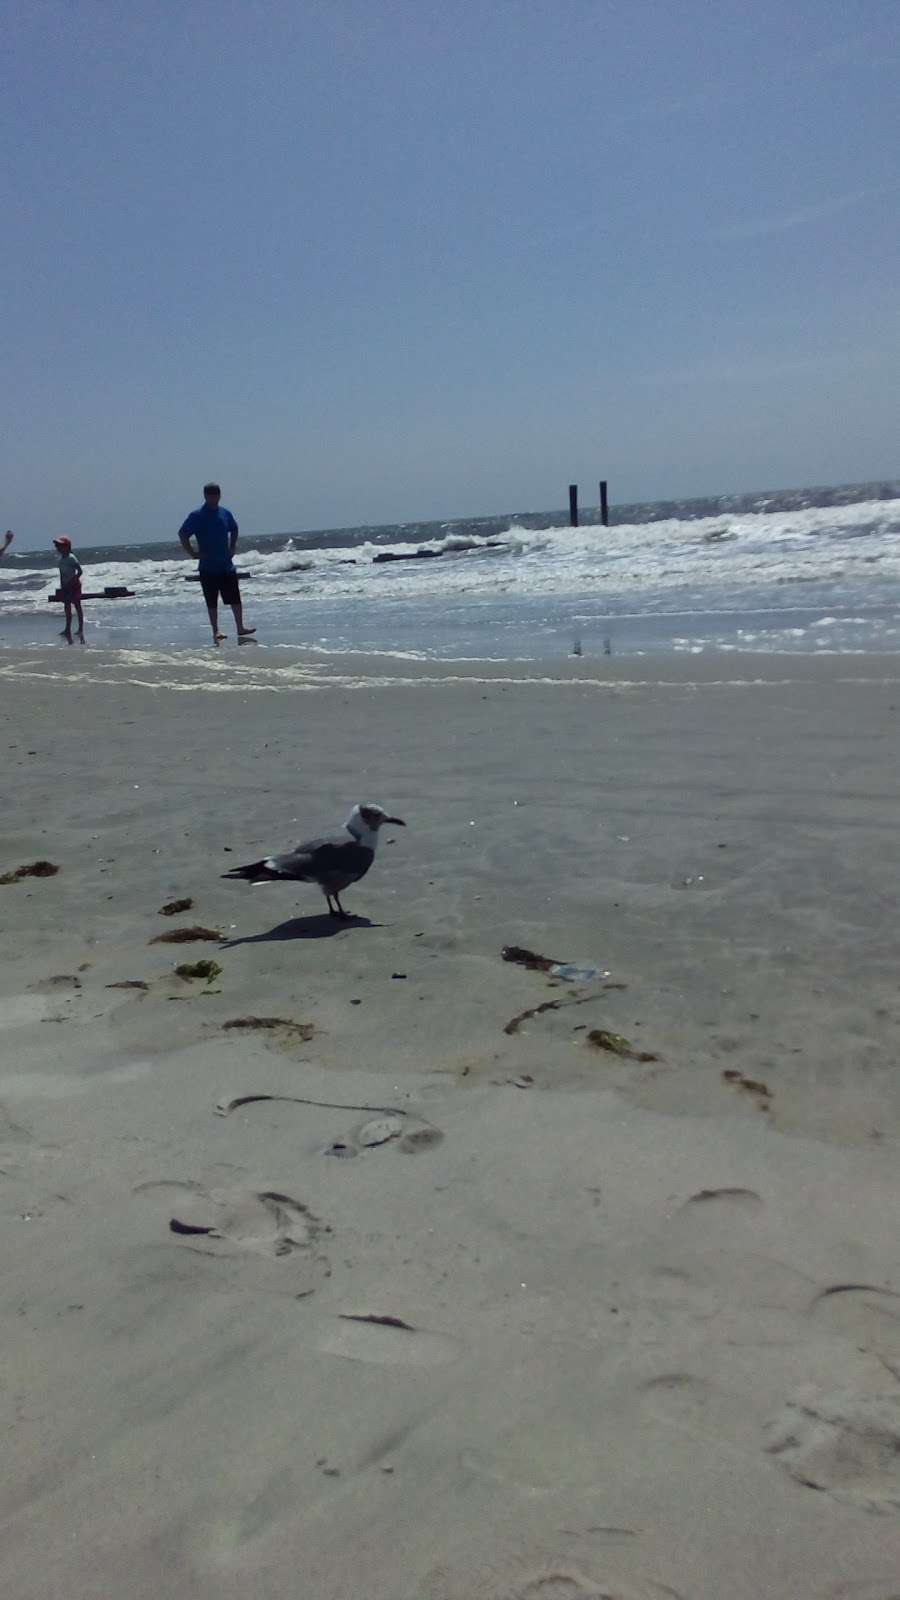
[184,571,250,581]
[373,540,507,564]
[49,587,134,602]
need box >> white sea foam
[4,497,897,617]
[2,496,898,659]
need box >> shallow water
[3,481,898,659]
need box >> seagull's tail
[221,859,285,885]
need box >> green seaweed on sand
[175,959,223,983]
[0,860,60,885]
[151,925,222,944]
[587,1029,658,1063]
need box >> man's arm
[228,514,239,559]
[178,517,198,559]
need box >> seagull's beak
[385,816,406,827]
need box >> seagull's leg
[325,892,340,917]
[333,892,351,920]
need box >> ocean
[2,480,899,661]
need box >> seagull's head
[345,803,406,847]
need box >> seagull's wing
[222,832,375,888]
[269,834,374,885]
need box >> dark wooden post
[599,480,609,527]
[569,484,578,527]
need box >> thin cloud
[716,185,894,240]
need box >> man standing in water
[178,483,256,645]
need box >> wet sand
[2,646,900,1599]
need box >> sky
[2,0,898,549]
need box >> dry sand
[2,645,900,1599]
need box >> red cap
[53,536,72,549]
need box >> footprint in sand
[318,1312,460,1367]
[136,1180,325,1261]
[637,1370,765,1456]
[766,1386,900,1512]
[678,1186,763,1212]
[496,1574,616,1599]
[824,1584,900,1599]
[656,1188,819,1333]
[665,1187,766,1250]
[808,1284,900,1377]
[398,1125,445,1154]
[324,1121,445,1158]
[0,994,50,1027]
[462,1418,618,1495]
[442,1566,683,1600]
[639,1372,718,1433]
[513,1582,683,1600]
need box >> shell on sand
[355,1115,404,1147]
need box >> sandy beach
[2,644,900,1599]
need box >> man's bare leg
[205,599,226,645]
[231,600,256,642]
[61,600,73,644]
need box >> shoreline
[3,642,900,690]
[3,655,900,1597]
[2,591,899,660]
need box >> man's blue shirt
[180,505,238,573]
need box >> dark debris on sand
[501,944,561,973]
[222,1016,315,1040]
[175,959,223,982]
[723,1068,772,1109]
[587,1029,658,1063]
[0,860,60,885]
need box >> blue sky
[2,0,898,548]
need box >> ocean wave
[3,496,899,663]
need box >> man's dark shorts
[200,571,241,608]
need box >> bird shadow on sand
[221,912,380,949]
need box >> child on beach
[53,536,84,644]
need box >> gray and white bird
[222,803,406,918]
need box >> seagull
[221,803,406,919]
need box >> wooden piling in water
[569,484,579,527]
[599,480,609,527]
